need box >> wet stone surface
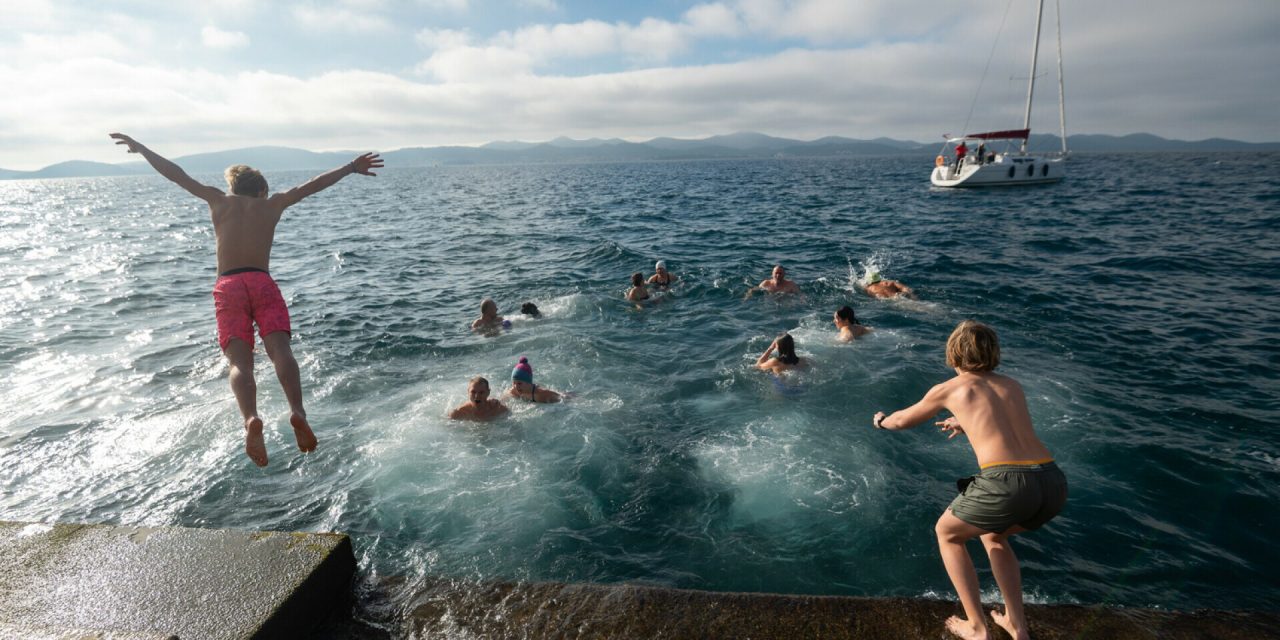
[402,578,1280,639]
[0,521,354,640]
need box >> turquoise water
[1,153,1277,625]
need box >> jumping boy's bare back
[110,133,382,467]
[874,321,1065,640]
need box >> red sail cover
[967,129,1030,140]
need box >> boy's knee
[980,533,1007,549]
[935,520,963,543]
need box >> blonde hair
[946,320,1000,372]
[224,165,268,196]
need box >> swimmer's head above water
[775,333,799,365]
[468,376,491,403]
[512,356,534,384]
[835,305,858,326]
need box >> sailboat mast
[1054,0,1068,155]
[1021,0,1046,154]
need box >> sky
[1,0,1278,170]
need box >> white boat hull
[931,155,1065,188]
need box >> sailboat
[931,0,1068,187]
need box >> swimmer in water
[756,333,806,374]
[864,272,915,299]
[745,264,801,298]
[834,305,872,341]
[520,302,542,319]
[647,261,677,289]
[109,133,382,467]
[626,272,651,309]
[507,357,562,403]
[471,298,509,334]
[449,376,509,421]
[872,321,1066,640]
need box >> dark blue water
[1,153,1277,622]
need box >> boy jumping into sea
[873,321,1066,640]
[110,133,382,467]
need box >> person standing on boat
[109,133,382,467]
[954,141,969,171]
[872,321,1066,640]
[975,143,987,166]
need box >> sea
[1,152,1277,632]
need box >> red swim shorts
[212,271,291,350]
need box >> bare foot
[945,615,989,640]
[990,609,1029,640]
[290,412,318,453]
[244,417,268,467]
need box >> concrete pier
[0,521,355,640]
[404,578,1280,639]
[2,520,1275,639]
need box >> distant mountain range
[2,131,1277,180]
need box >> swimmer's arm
[110,134,223,203]
[538,389,562,403]
[756,339,778,368]
[449,405,470,420]
[874,382,948,431]
[271,152,383,210]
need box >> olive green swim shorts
[949,461,1067,533]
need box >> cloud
[683,3,743,38]
[201,26,250,50]
[415,46,535,82]
[415,27,473,51]
[1,0,1278,170]
[291,4,393,32]
[417,0,468,10]
[518,0,559,10]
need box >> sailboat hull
[931,156,1065,188]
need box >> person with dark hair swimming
[109,133,382,467]
[626,272,651,308]
[834,305,872,341]
[507,357,562,403]
[756,333,806,374]
[449,377,509,421]
[520,302,542,318]
[872,321,1065,640]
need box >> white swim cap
[655,260,667,270]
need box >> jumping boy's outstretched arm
[271,152,383,210]
[873,381,949,430]
[110,133,223,203]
